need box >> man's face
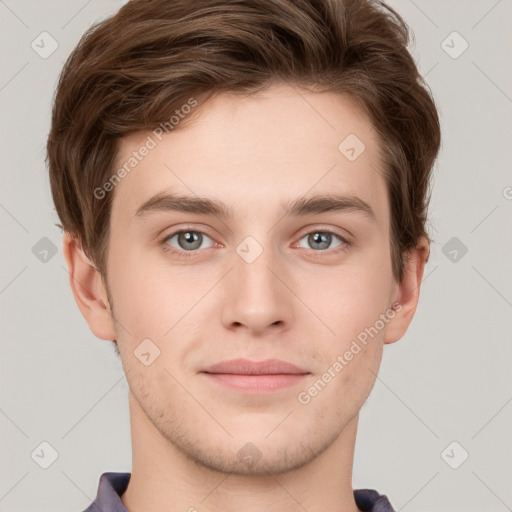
[105,82,399,474]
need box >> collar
[83,472,395,512]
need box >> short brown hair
[47,0,441,282]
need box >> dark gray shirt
[82,472,396,512]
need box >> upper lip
[202,358,309,375]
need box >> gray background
[1,0,511,511]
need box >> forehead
[110,83,387,228]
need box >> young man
[47,0,440,510]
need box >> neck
[121,392,361,512]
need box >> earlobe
[384,238,429,344]
[62,232,117,341]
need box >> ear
[62,232,117,341]
[384,238,429,344]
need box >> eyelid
[160,224,351,244]
[159,223,219,241]
[160,225,221,248]
[295,224,353,244]
[160,224,352,259]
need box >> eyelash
[159,227,351,259]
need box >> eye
[295,229,349,254]
[160,227,350,259]
[161,229,214,256]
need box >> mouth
[200,358,311,393]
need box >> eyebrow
[133,192,376,222]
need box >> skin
[63,82,428,512]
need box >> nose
[220,242,293,335]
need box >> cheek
[308,260,391,342]
[297,247,391,403]
[107,246,174,339]
[108,245,215,349]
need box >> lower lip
[202,373,309,392]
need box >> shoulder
[353,488,396,512]
[81,472,131,512]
